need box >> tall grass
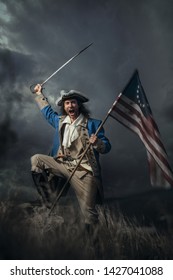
[0,201,173,260]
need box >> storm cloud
[1,0,173,198]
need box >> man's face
[64,99,80,120]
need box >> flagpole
[48,92,122,216]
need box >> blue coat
[41,105,111,164]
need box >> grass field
[0,191,173,260]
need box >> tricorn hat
[55,90,89,106]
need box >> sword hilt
[30,83,44,94]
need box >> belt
[55,155,91,173]
[63,158,90,172]
[55,155,75,162]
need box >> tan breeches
[31,154,100,224]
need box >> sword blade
[41,42,93,86]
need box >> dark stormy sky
[0,0,173,200]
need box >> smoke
[0,118,18,158]
[0,0,173,197]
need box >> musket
[30,43,93,93]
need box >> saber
[30,43,93,93]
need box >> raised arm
[33,84,60,128]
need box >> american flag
[109,70,173,188]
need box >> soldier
[31,84,111,227]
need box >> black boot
[31,171,55,208]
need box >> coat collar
[59,114,88,131]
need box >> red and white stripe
[110,94,173,188]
